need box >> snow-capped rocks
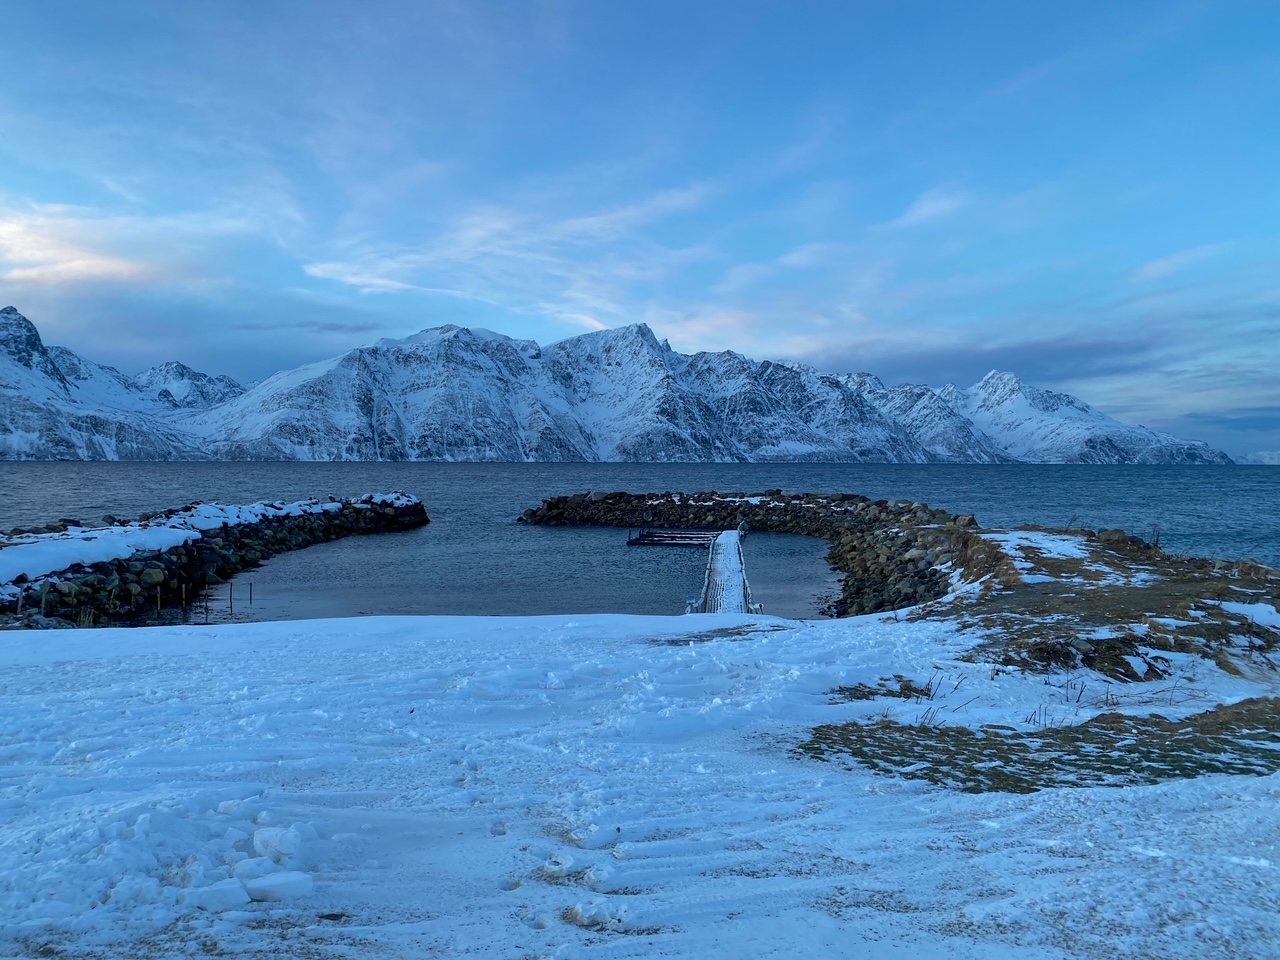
[941,370,1233,464]
[0,492,430,625]
[0,308,1235,463]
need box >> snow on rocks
[2,611,1278,957]
[0,492,428,624]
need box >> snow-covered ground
[3,608,1278,959]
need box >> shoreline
[521,488,988,616]
[0,493,428,628]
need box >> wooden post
[229,582,234,615]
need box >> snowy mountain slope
[196,323,941,462]
[942,371,1232,465]
[544,325,736,460]
[134,360,245,409]
[673,352,925,461]
[188,325,594,461]
[846,373,1014,464]
[0,307,204,460]
[48,346,159,412]
[0,308,1235,463]
[1237,451,1280,465]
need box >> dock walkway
[689,529,762,615]
[704,530,747,613]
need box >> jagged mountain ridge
[134,361,246,409]
[0,307,1234,463]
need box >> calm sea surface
[1,463,1275,622]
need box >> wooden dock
[685,527,764,615]
[626,529,719,547]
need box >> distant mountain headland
[0,305,1233,464]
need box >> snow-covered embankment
[0,493,428,626]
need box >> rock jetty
[1,493,429,627]
[520,490,992,616]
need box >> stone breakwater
[1,493,429,627]
[520,490,993,616]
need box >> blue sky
[0,1,1276,454]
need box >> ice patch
[243,872,313,902]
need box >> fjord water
[1,462,1276,621]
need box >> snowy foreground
[3,610,1279,959]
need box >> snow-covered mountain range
[0,306,1234,463]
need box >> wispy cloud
[712,263,777,297]
[0,209,150,284]
[303,182,716,332]
[0,195,308,291]
[549,185,711,243]
[776,242,844,268]
[884,189,970,229]
[1130,243,1231,283]
[303,263,417,293]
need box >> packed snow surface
[2,610,1276,958]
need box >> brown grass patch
[799,697,1280,793]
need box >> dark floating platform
[626,528,719,547]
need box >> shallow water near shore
[1,462,1276,620]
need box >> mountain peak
[0,306,68,387]
[0,306,35,336]
[971,370,1029,406]
[134,359,245,409]
[976,369,1022,389]
[846,372,887,393]
[377,324,520,350]
[142,360,198,378]
[622,321,658,342]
